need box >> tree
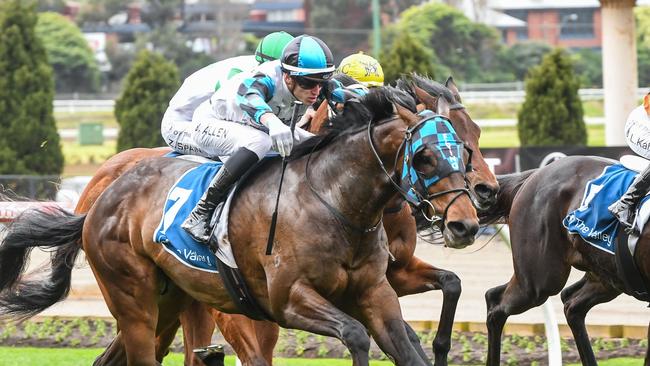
[0,0,63,175]
[115,50,179,151]
[392,2,505,83]
[517,49,586,147]
[35,12,100,93]
[636,7,650,87]
[380,31,436,85]
[500,41,552,80]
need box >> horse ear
[412,84,437,111]
[445,76,462,103]
[437,94,450,117]
[395,103,420,127]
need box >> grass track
[0,347,641,366]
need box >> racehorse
[71,74,497,366]
[0,87,479,366]
[478,156,650,365]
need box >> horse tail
[0,207,85,320]
[479,169,537,225]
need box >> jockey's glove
[262,113,294,157]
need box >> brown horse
[73,74,498,366]
[0,88,479,366]
[479,156,650,365]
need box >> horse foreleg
[485,273,558,366]
[561,274,620,366]
[387,256,461,366]
[357,280,432,366]
[272,282,371,366]
[180,300,217,366]
[211,309,279,366]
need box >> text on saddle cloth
[562,164,650,255]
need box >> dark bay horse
[479,156,650,365]
[73,74,498,366]
[0,88,479,366]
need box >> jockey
[337,51,384,88]
[609,93,650,233]
[161,31,294,154]
[181,35,352,242]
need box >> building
[242,0,306,37]
[487,0,650,49]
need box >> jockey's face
[284,73,322,105]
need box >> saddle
[155,152,274,320]
[563,156,650,302]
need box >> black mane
[289,86,416,160]
[396,73,458,105]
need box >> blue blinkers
[400,111,466,204]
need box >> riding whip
[266,100,303,255]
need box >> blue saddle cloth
[563,164,650,254]
[153,161,223,273]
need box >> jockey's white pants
[161,105,271,160]
[625,104,650,160]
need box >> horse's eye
[413,150,437,178]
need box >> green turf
[478,124,605,148]
[0,347,395,366]
[0,347,642,366]
[54,111,117,130]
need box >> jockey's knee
[237,131,272,160]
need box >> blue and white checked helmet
[280,35,336,81]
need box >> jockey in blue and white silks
[161,31,295,155]
[609,93,650,234]
[179,35,356,243]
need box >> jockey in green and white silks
[180,35,355,243]
[609,93,650,234]
[161,31,294,155]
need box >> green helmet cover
[255,31,294,64]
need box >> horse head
[398,74,499,211]
[375,88,479,248]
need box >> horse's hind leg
[387,257,461,365]
[85,240,162,366]
[180,300,217,366]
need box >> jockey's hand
[294,127,314,142]
[262,113,293,157]
[297,107,316,128]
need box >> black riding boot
[182,148,259,242]
[193,345,225,366]
[609,164,650,233]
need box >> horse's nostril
[447,220,479,238]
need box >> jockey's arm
[236,73,275,126]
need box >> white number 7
[578,183,604,212]
[160,186,192,234]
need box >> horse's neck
[309,123,402,229]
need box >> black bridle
[305,111,472,235]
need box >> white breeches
[625,105,650,160]
[161,107,271,160]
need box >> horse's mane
[289,86,416,161]
[396,73,458,105]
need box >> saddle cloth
[562,163,650,255]
[153,160,238,272]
